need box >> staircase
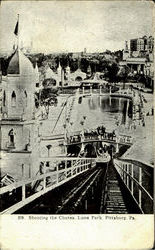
[105,164,128,214]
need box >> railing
[66,134,133,145]
[0,158,96,214]
[114,159,153,213]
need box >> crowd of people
[67,125,116,144]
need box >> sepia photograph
[0,0,154,249]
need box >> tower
[123,41,129,60]
[65,61,70,82]
[34,62,39,87]
[2,49,35,120]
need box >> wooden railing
[66,134,133,146]
[0,158,96,214]
[114,159,153,213]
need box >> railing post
[43,163,46,190]
[131,164,134,195]
[22,184,26,201]
[121,163,124,180]
[139,167,142,208]
[127,164,129,188]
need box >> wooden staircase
[105,164,128,214]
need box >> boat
[96,148,111,164]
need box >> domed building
[44,64,60,86]
[0,48,41,180]
[2,48,37,120]
[70,68,86,82]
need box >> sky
[0,1,154,53]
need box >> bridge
[65,133,134,157]
[66,134,133,147]
[0,155,153,214]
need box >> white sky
[0,1,153,53]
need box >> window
[8,129,15,147]
[11,91,16,107]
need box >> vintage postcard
[0,0,154,249]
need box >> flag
[14,21,18,36]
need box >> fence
[0,158,96,214]
[114,159,153,213]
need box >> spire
[58,58,61,69]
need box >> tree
[106,62,119,83]
[117,65,130,88]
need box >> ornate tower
[2,49,35,120]
[123,41,129,60]
[65,60,70,82]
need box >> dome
[7,49,34,75]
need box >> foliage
[105,62,119,83]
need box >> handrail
[0,158,96,214]
[115,162,153,201]
[114,159,153,213]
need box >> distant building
[120,36,154,86]
[130,36,154,56]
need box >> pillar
[109,96,111,106]
[110,86,112,95]
[82,86,85,95]
[126,99,129,127]
[90,85,92,95]
[99,85,102,95]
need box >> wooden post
[127,164,129,187]
[131,164,134,195]
[139,167,142,208]
[43,164,46,190]
[22,184,25,201]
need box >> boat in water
[96,147,111,164]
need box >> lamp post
[46,144,52,157]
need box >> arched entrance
[67,145,81,156]
[75,76,82,81]
[84,143,96,157]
